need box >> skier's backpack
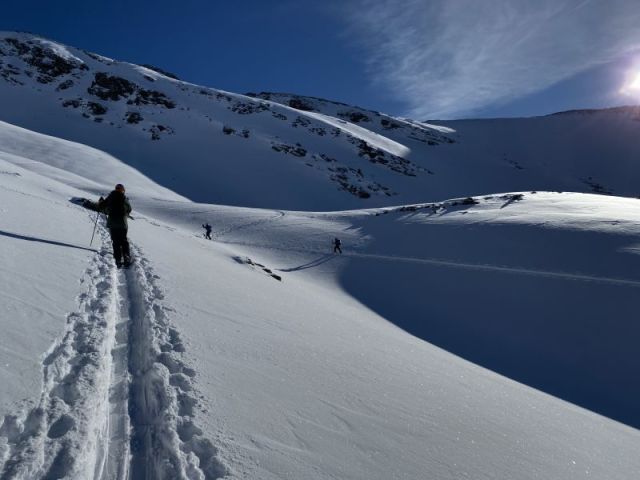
[108,192,127,217]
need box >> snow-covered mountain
[1,32,639,480]
[2,32,640,210]
[0,32,453,210]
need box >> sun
[621,70,640,97]
[628,72,640,90]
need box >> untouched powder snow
[0,120,639,479]
[0,120,185,202]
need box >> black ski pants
[109,227,130,263]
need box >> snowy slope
[1,121,639,479]
[250,93,640,200]
[0,32,452,210]
[2,32,640,212]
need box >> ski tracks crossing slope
[214,239,640,289]
[0,226,227,479]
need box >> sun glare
[629,72,640,89]
[621,70,640,97]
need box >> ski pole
[90,211,100,246]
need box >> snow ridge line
[0,229,119,480]
[123,245,227,479]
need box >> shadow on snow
[339,220,640,429]
[0,229,98,253]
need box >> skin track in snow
[124,246,227,480]
[0,229,118,479]
[0,221,226,480]
[95,266,131,480]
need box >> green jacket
[99,190,132,229]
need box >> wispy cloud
[343,0,640,118]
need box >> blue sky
[2,0,640,119]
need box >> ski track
[124,246,227,480]
[215,240,640,288]
[346,251,640,288]
[0,222,227,480]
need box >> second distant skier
[333,237,342,254]
[202,223,212,240]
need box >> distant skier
[333,237,342,254]
[202,223,212,240]
[99,184,132,268]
